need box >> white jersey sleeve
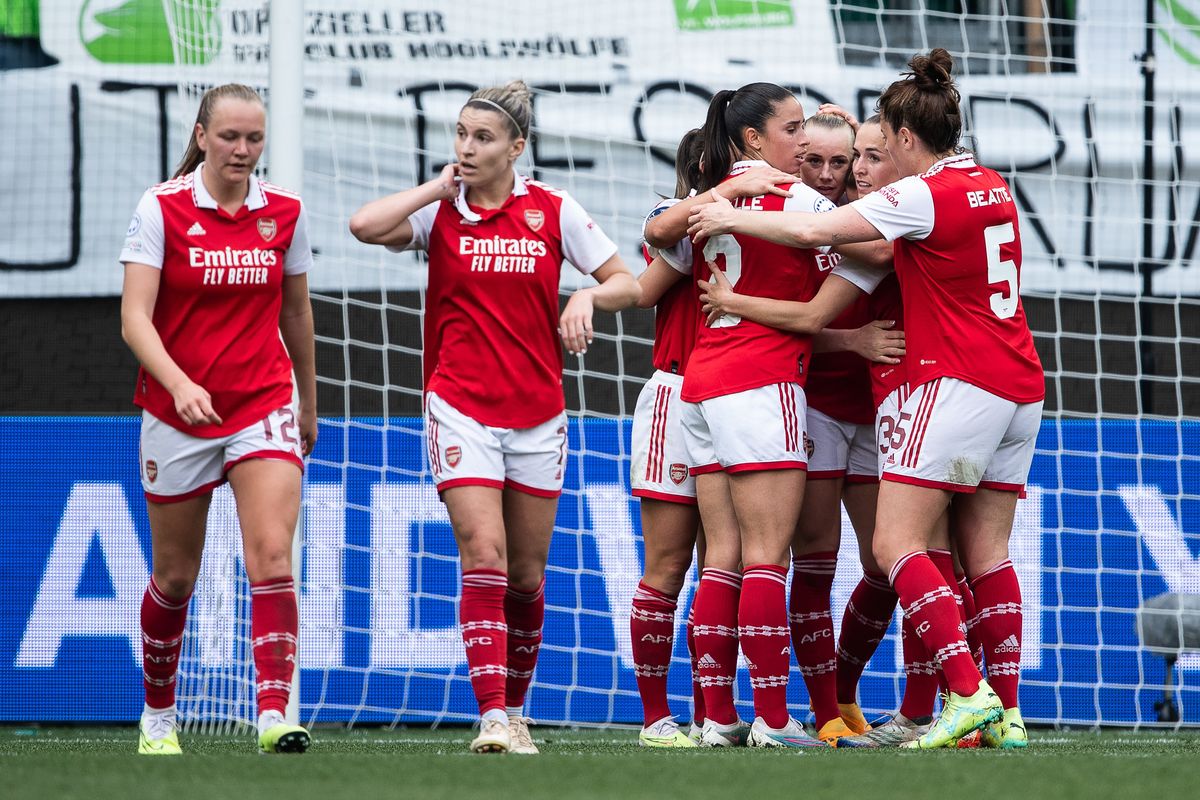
[850,176,935,242]
[560,192,619,275]
[782,183,838,253]
[284,201,314,275]
[642,198,693,275]
[385,200,440,253]
[119,190,165,268]
[832,260,891,295]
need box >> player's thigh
[883,378,1014,492]
[729,469,806,568]
[503,487,559,591]
[951,488,1021,579]
[843,480,880,571]
[146,494,211,595]
[873,479,953,574]
[426,391,506,491]
[640,498,701,595]
[226,458,302,582]
[631,371,696,504]
[442,484,507,571]
[794,475,844,556]
[694,472,740,572]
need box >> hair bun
[501,80,533,106]
[908,47,954,91]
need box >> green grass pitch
[3,725,1198,800]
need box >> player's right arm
[120,263,221,426]
[642,165,796,249]
[698,261,865,334]
[348,163,459,248]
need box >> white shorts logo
[445,445,462,467]
[669,463,688,485]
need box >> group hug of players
[121,46,1041,755]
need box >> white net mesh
[143,0,1200,730]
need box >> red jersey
[120,165,312,437]
[681,161,837,403]
[405,171,617,428]
[805,274,875,425]
[643,198,698,375]
[848,154,1044,403]
[866,272,906,408]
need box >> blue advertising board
[1,417,1197,726]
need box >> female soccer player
[689,50,1043,750]
[349,81,639,755]
[120,83,315,756]
[681,82,844,750]
[799,113,855,205]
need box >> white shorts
[139,403,304,503]
[806,407,878,483]
[879,378,1042,493]
[425,391,568,498]
[631,370,696,504]
[680,382,808,475]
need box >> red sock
[898,615,939,720]
[889,552,981,698]
[631,581,678,726]
[693,567,741,725]
[835,570,897,704]
[927,549,963,694]
[250,576,299,716]
[461,568,508,715]
[789,552,839,726]
[504,578,544,711]
[686,604,706,725]
[958,574,985,674]
[970,559,1022,708]
[740,564,791,728]
[141,577,191,709]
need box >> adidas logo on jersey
[187,222,207,236]
[697,653,720,669]
[994,634,1020,654]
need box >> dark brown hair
[173,83,264,179]
[877,48,961,156]
[464,80,533,140]
[674,128,705,198]
[700,82,794,191]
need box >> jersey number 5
[703,234,743,328]
[985,221,1018,320]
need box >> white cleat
[698,718,751,747]
[687,722,704,745]
[836,713,931,748]
[747,717,828,749]
[470,715,511,754]
[508,716,539,755]
[639,717,699,748]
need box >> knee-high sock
[835,570,897,704]
[889,552,981,698]
[630,581,678,726]
[958,574,985,674]
[504,578,544,711]
[141,577,191,710]
[692,567,741,725]
[461,569,508,715]
[685,604,706,725]
[740,564,791,729]
[898,614,940,720]
[250,576,299,716]
[970,559,1022,708]
[789,551,839,726]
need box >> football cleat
[639,717,699,748]
[137,711,182,756]
[748,717,828,749]
[508,716,540,755]
[257,714,311,754]
[470,716,511,754]
[698,717,751,747]
[837,702,872,735]
[836,713,931,749]
[687,722,704,744]
[980,707,1028,749]
[900,680,1003,750]
[818,717,859,746]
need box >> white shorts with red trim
[806,407,878,482]
[139,403,305,503]
[631,370,696,504]
[679,382,808,475]
[426,391,568,498]
[880,377,1043,493]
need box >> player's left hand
[298,403,318,457]
[688,192,736,243]
[698,263,738,325]
[852,319,905,364]
[559,290,595,355]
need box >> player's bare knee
[152,571,197,600]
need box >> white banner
[2,0,1199,296]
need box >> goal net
[2,0,1196,730]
